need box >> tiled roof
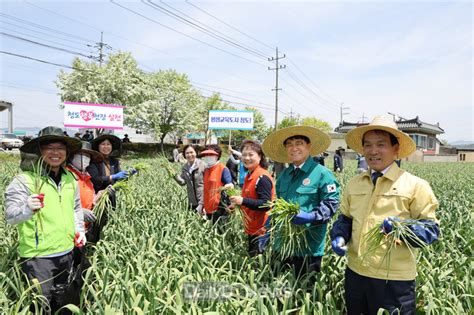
[335,116,444,135]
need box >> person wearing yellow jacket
[330,116,440,315]
[5,126,85,312]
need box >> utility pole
[94,31,112,66]
[289,108,294,120]
[268,47,286,130]
[340,103,350,125]
[359,112,367,123]
[92,32,112,136]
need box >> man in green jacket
[263,126,340,278]
[5,126,85,312]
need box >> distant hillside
[455,144,474,150]
[450,140,474,146]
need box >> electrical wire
[185,1,275,52]
[25,1,271,89]
[195,86,276,111]
[0,12,96,44]
[0,51,93,72]
[0,19,95,48]
[286,57,342,106]
[0,81,57,94]
[1,32,97,60]
[200,93,288,115]
[0,26,94,54]
[109,0,268,67]
[145,0,269,59]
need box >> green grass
[1,158,472,314]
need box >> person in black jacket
[86,134,128,242]
[334,147,344,172]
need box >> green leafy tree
[126,69,204,150]
[278,117,300,129]
[276,116,331,133]
[301,117,332,133]
[231,107,269,144]
[56,52,149,109]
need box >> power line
[185,1,275,52]
[284,67,338,110]
[286,56,341,106]
[0,26,94,54]
[1,32,97,60]
[191,81,270,100]
[0,81,57,94]
[0,19,95,48]
[144,1,269,60]
[0,51,93,71]
[201,93,288,115]
[0,12,96,44]
[283,68,339,113]
[1,51,75,69]
[194,86,276,111]
[109,0,268,67]
[25,1,271,89]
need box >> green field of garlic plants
[1,154,472,314]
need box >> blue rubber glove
[291,211,316,225]
[381,216,400,234]
[331,236,347,256]
[111,171,128,181]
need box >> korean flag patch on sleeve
[326,184,337,193]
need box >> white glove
[196,204,204,214]
[83,209,97,222]
[336,168,341,172]
[74,232,86,247]
[27,194,43,212]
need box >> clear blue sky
[0,0,472,142]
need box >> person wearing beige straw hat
[4,126,86,312]
[330,115,440,314]
[262,125,340,278]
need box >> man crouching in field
[330,116,440,314]
[4,126,86,313]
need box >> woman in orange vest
[201,144,234,227]
[229,140,276,256]
[66,141,103,239]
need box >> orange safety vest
[203,163,225,214]
[241,166,276,236]
[66,166,95,231]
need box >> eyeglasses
[41,145,67,153]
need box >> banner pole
[228,130,232,146]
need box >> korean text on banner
[64,102,124,130]
[208,110,254,130]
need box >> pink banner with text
[63,102,124,129]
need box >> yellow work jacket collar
[362,162,401,185]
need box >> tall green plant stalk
[31,157,49,247]
[265,198,309,259]
[362,218,431,278]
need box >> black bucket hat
[91,134,122,157]
[20,126,82,154]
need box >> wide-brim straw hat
[262,126,331,163]
[345,115,416,158]
[76,141,103,162]
[20,126,82,154]
[91,134,122,158]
